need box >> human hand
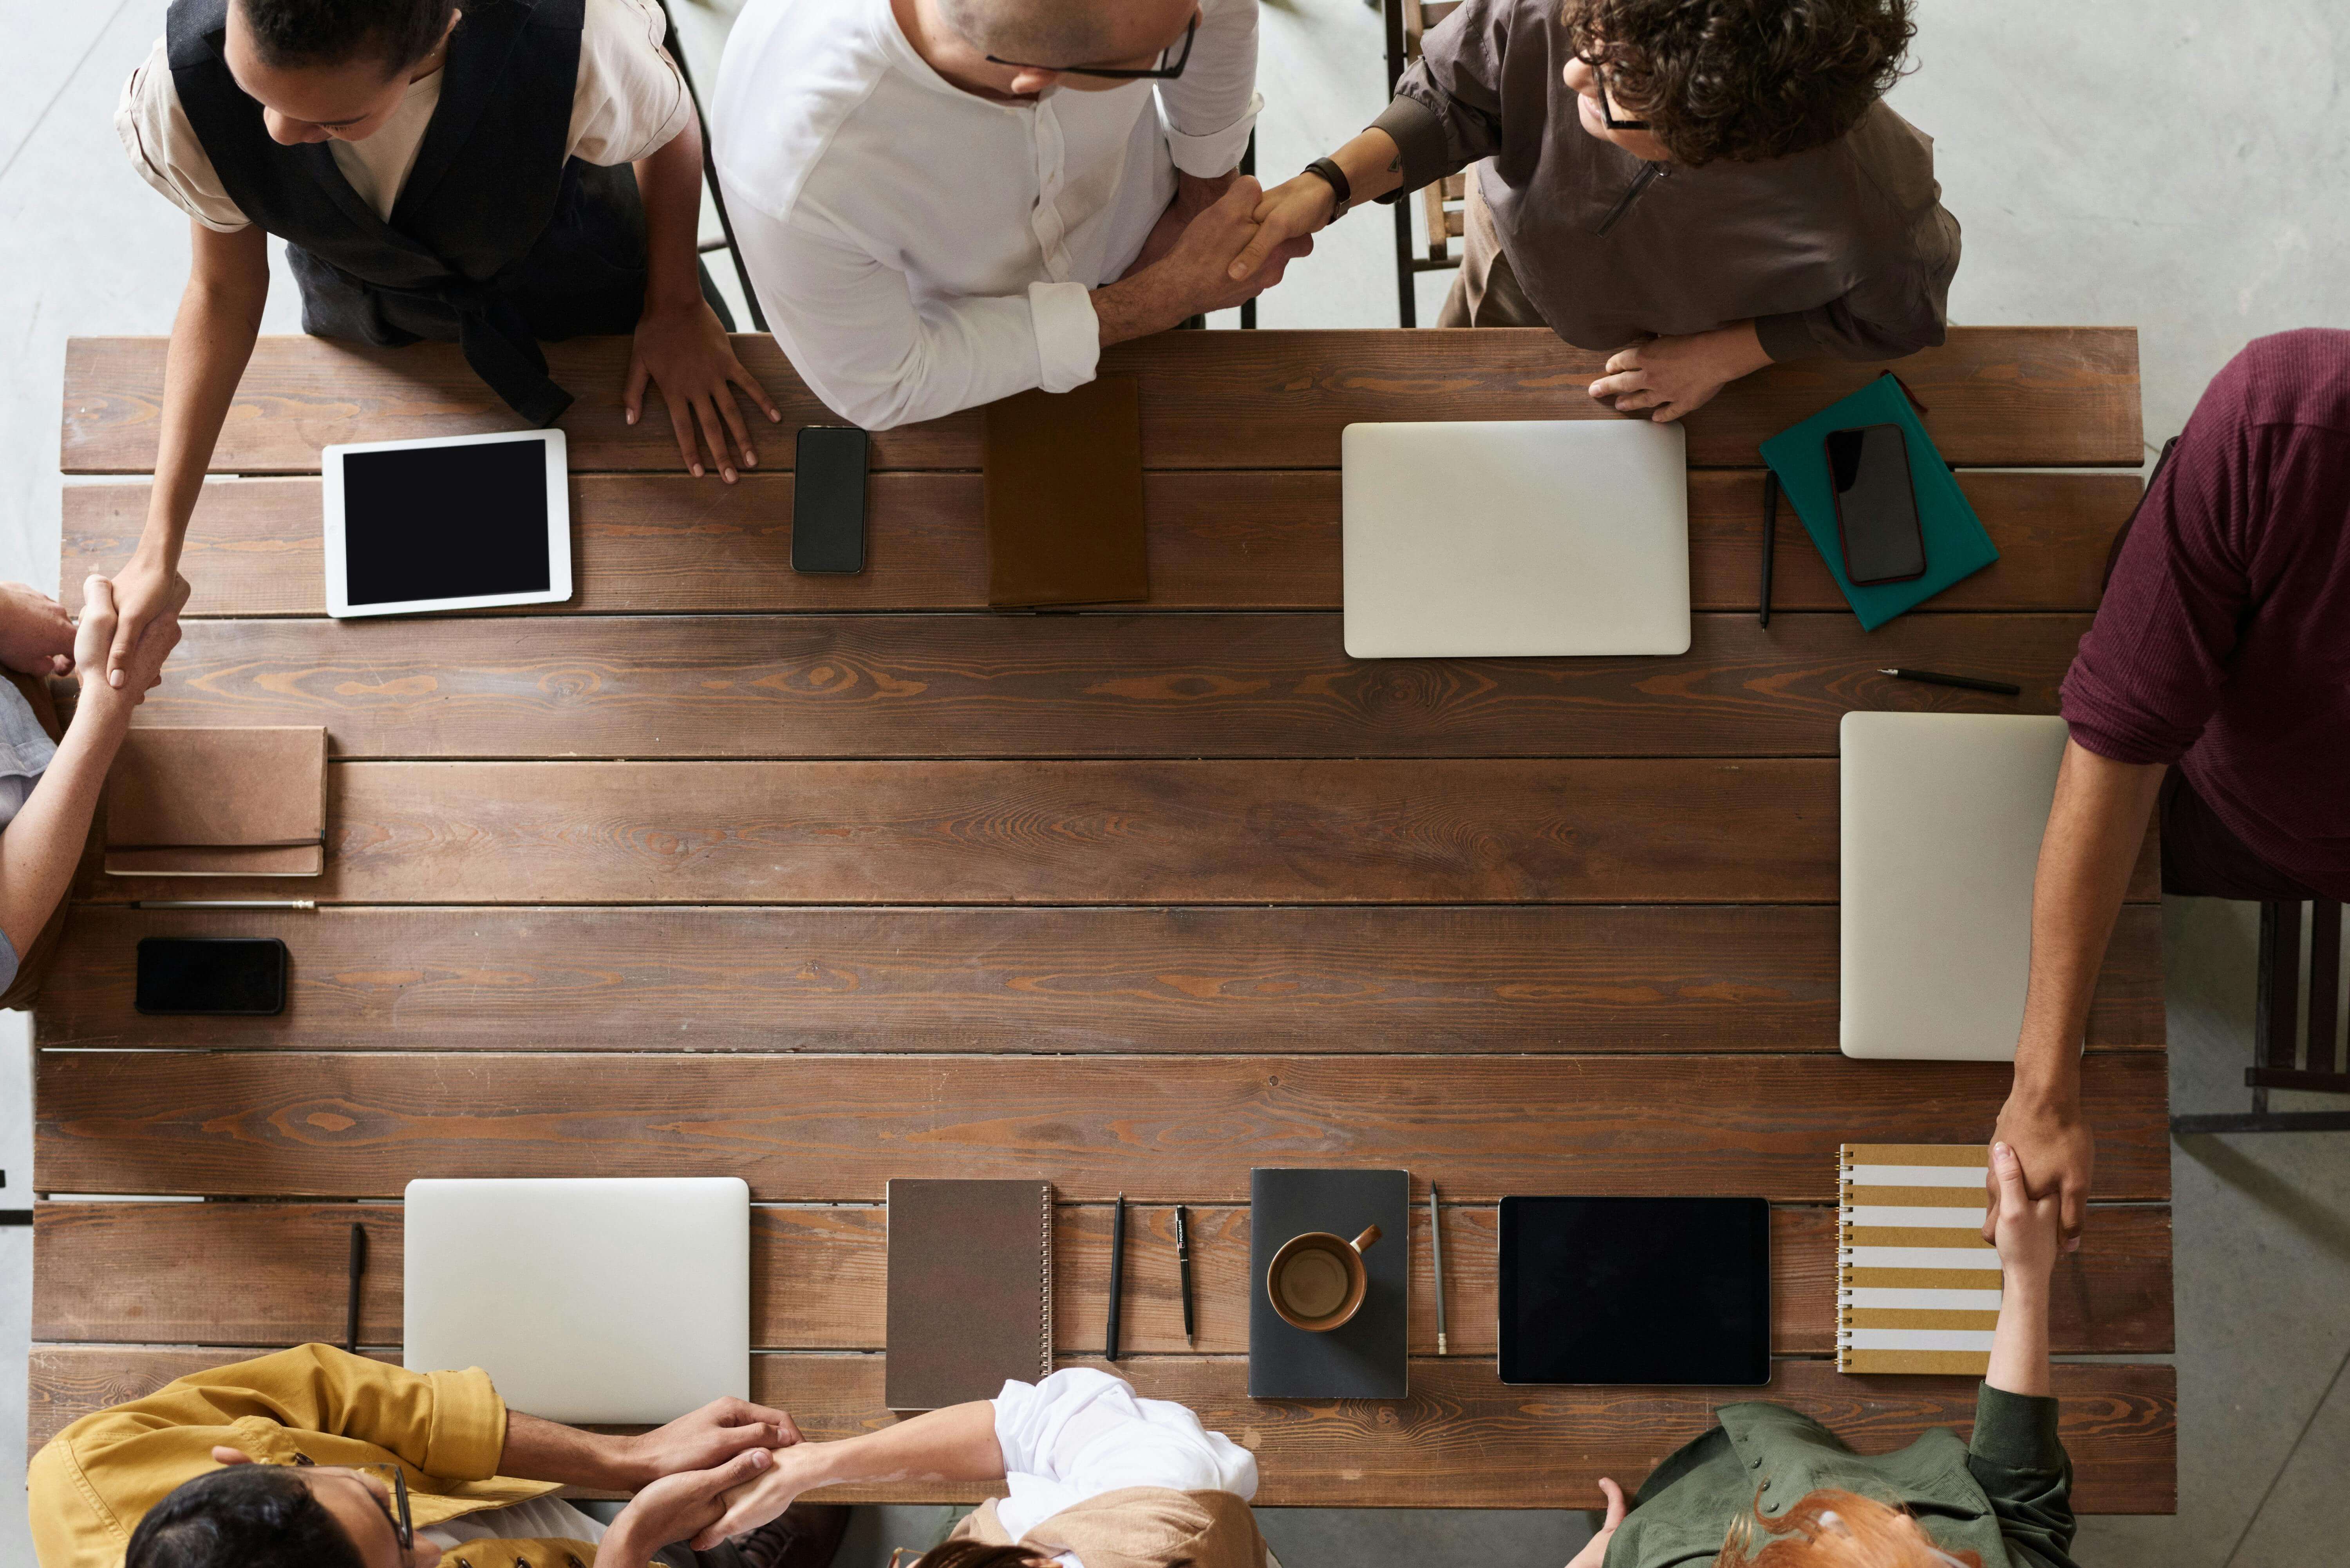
[602,1447,774,1568]
[688,1440,828,1550]
[0,583,76,677]
[1227,172,1339,281]
[104,550,191,691]
[76,575,183,712]
[625,300,783,484]
[1987,1140,2063,1288]
[1162,177,1313,315]
[1586,323,1773,422]
[1126,168,1242,278]
[1985,1089,2090,1253]
[619,1395,802,1488]
[1563,1478,1627,1568]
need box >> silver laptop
[1341,420,1690,659]
[404,1178,750,1422]
[1840,712,2070,1060]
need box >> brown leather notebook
[885,1179,1053,1410]
[104,727,327,878]
[983,378,1148,608]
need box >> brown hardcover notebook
[983,378,1148,608]
[104,727,327,878]
[885,1178,1053,1410]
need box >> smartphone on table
[794,426,869,574]
[1824,423,1927,585]
[135,937,287,1015]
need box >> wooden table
[29,328,2174,1512]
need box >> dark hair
[1563,0,1916,165]
[233,0,459,74]
[126,1465,368,1568]
[913,1543,1055,1568]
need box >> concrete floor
[4,0,2350,1563]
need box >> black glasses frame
[1587,58,1652,131]
[357,1464,416,1566]
[987,13,1197,80]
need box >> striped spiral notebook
[1839,1143,2001,1374]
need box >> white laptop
[1340,420,1690,659]
[1840,712,2070,1060]
[404,1178,750,1423]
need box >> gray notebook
[1247,1168,1410,1399]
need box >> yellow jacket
[27,1343,573,1568]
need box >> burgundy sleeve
[2058,362,2263,766]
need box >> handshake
[594,1396,832,1568]
[1101,171,1328,341]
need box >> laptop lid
[404,1177,750,1423]
[1341,420,1690,659]
[1840,712,2070,1060]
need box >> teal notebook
[1758,373,1998,631]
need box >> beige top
[115,0,692,232]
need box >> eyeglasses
[352,1463,416,1567]
[986,13,1197,80]
[1584,58,1652,131]
[887,1549,924,1568]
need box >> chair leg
[656,0,768,334]
[2175,900,2350,1133]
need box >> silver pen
[1429,1181,1448,1357]
[132,900,317,910]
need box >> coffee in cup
[1266,1224,1382,1331]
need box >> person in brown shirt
[1233,0,1960,422]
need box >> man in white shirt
[681,1368,1267,1568]
[713,0,1305,431]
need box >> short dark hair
[233,0,459,74]
[1563,0,1917,165]
[126,1465,368,1568]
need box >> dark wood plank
[31,1050,2172,1202]
[61,328,2142,475]
[61,470,2140,618]
[72,759,2164,907]
[34,904,2167,1054]
[122,612,2091,761]
[22,1347,2176,1512]
[30,1199,2175,1356]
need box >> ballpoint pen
[345,1223,367,1354]
[1175,1204,1195,1346]
[1879,667,2021,697]
[1428,1182,1448,1357]
[1106,1192,1126,1361]
[1759,470,1779,628]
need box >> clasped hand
[600,1397,803,1566]
[1130,175,1315,325]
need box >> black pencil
[345,1223,367,1353]
[1106,1193,1126,1361]
[1879,667,2022,697]
[1759,470,1779,627]
[1175,1205,1195,1346]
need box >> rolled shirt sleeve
[1155,0,1260,177]
[1373,0,1508,198]
[992,1368,1258,1529]
[1965,1383,2078,1568]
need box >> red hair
[1716,1489,1985,1568]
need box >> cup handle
[1349,1224,1382,1255]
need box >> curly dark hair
[1562,0,1917,165]
[126,1465,367,1568]
[233,0,459,74]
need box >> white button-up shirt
[711,0,1260,430]
[991,1368,1260,1568]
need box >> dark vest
[166,0,649,424]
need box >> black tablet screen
[342,438,551,606]
[1499,1196,1771,1385]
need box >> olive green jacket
[1604,1386,2077,1568]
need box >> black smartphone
[134,937,287,1015]
[1824,423,1927,585]
[793,426,868,574]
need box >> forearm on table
[144,225,269,566]
[0,690,134,955]
[633,125,709,314]
[499,1410,652,1491]
[2010,741,2166,1102]
[774,1401,1003,1491]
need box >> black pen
[345,1223,367,1354]
[1106,1193,1126,1362]
[1175,1205,1195,1346]
[1879,667,2022,698]
[1759,470,1779,627]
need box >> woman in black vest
[109,0,779,682]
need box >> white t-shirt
[990,1368,1260,1568]
[116,0,693,233]
[419,1494,611,1555]
[712,0,1260,431]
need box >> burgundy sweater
[2060,330,2350,898]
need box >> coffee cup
[1266,1224,1382,1331]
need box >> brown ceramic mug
[1266,1224,1383,1331]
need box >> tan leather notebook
[885,1178,1053,1410]
[983,378,1149,608]
[104,727,327,878]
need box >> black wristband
[1303,157,1352,219]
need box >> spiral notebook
[1838,1144,2001,1374]
[884,1179,1054,1409]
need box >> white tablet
[322,430,573,618]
